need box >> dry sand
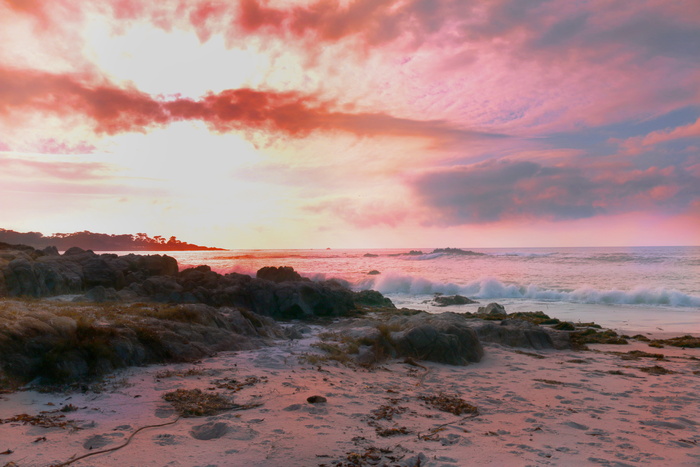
[1,326,699,466]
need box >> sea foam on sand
[1,328,699,466]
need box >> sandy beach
[1,324,698,467]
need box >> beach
[1,322,699,467]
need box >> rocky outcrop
[331,312,483,366]
[0,245,177,298]
[431,294,478,307]
[467,318,570,350]
[0,301,282,384]
[0,244,390,320]
[256,266,308,283]
[477,302,507,318]
[329,311,571,366]
[390,313,484,365]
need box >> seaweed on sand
[214,375,267,392]
[649,335,700,349]
[639,365,675,375]
[419,393,478,416]
[0,412,79,430]
[505,311,560,325]
[571,328,628,349]
[162,388,256,417]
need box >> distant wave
[494,252,557,258]
[359,273,700,307]
[401,252,446,261]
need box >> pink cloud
[0,67,500,144]
[2,157,112,181]
[35,139,97,155]
[613,118,700,155]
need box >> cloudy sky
[1,0,699,248]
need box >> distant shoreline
[0,228,225,252]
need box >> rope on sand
[49,416,181,467]
[403,357,431,386]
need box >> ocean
[129,246,700,336]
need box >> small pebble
[307,395,327,404]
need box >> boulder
[354,289,395,308]
[477,302,507,318]
[63,246,87,256]
[256,266,308,283]
[41,246,60,256]
[468,319,570,350]
[431,294,478,307]
[391,313,484,365]
[0,244,179,298]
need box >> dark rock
[431,248,484,256]
[477,302,507,318]
[307,395,327,404]
[354,290,395,308]
[79,286,120,303]
[553,321,575,331]
[367,270,381,275]
[41,246,60,256]
[63,246,87,256]
[0,242,395,321]
[407,250,424,255]
[134,254,179,277]
[468,319,570,350]
[256,266,308,283]
[83,257,120,288]
[363,253,378,257]
[0,244,179,298]
[431,294,477,307]
[141,276,183,302]
[391,313,484,365]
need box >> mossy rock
[571,328,628,348]
[649,335,700,348]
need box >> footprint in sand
[83,433,123,450]
[190,422,229,440]
[153,433,181,446]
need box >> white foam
[359,273,700,308]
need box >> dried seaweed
[0,413,78,430]
[213,375,267,392]
[649,335,700,348]
[533,378,568,386]
[370,404,407,421]
[375,426,411,437]
[639,365,675,375]
[162,389,236,417]
[419,393,478,416]
[154,367,208,379]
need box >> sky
[1,0,699,249]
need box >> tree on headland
[0,228,224,251]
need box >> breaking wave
[359,273,700,307]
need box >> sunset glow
[1,0,699,248]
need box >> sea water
[130,246,700,336]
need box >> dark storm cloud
[411,159,700,225]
